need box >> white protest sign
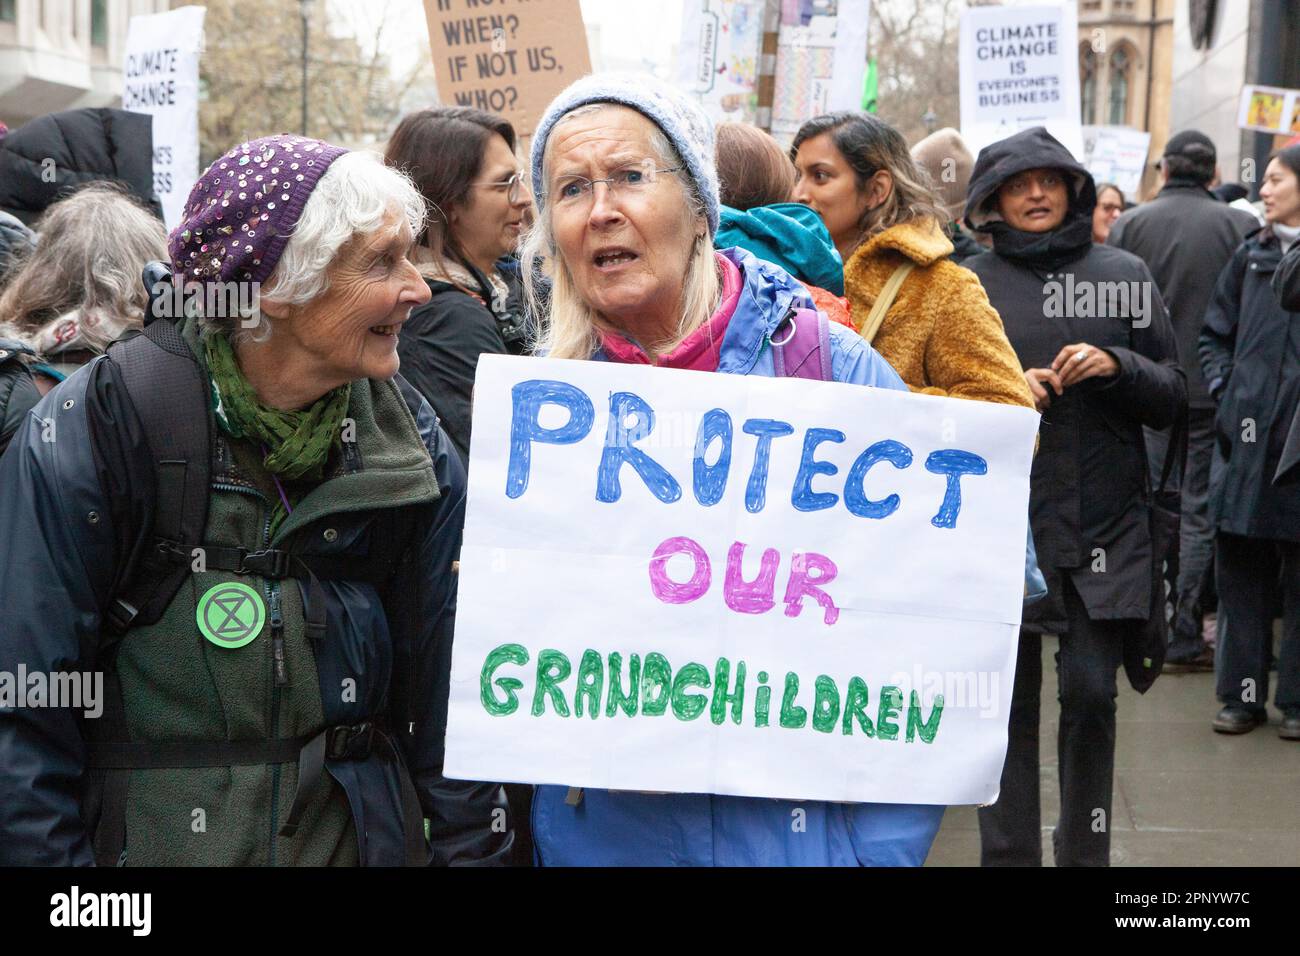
[771,0,871,142]
[1082,125,1151,199]
[960,1,1082,160]
[676,0,768,125]
[122,5,206,229]
[444,356,1039,805]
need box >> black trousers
[1145,407,1217,641]
[979,578,1129,866]
[1214,533,1300,713]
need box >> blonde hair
[523,103,719,360]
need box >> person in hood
[0,183,167,457]
[1199,143,1300,740]
[713,122,854,329]
[910,127,986,265]
[0,108,162,225]
[791,112,1032,408]
[963,126,1187,866]
[521,73,936,866]
[1106,130,1261,672]
[384,107,534,464]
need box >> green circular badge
[196,582,266,649]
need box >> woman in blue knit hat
[521,73,944,867]
[0,135,513,866]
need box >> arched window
[1080,45,1097,123]
[1108,46,1131,125]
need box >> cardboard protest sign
[122,5,206,229]
[444,356,1039,806]
[422,0,592,138]
[959,1,1082,160]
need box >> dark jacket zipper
[212,479,283,866]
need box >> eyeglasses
[1002,171,1065,196]
[550,164,684,208]
[473,170,530,204]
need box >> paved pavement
[927,637,1300,866]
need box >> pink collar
[598,252,742,370]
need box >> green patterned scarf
[204,332,351,490]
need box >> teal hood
[715,202,844,296]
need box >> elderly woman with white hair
[0,135,512,866]
[521,75,943,866]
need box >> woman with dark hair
[713,122,854,329]
[384,107,533,462]
[963,126,1186,866]
[790,111,1032,408]
[1200,143,1300,740]
[1092,182,1124,244]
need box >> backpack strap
[103,318,212,636]
[770,306,833,381]
[856,262,915,344]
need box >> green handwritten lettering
[605,652,641,717]
[480,643,528,716]
[710,657,746,725]
[842,676,874,736]
[812,675,840,733]
[906,690,944,743]
[671,662,711,721]
[531,649,572,717]
[876,685,903,740]
[779,672,807,729]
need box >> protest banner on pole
[676,0,770,127]
[444,356,1039,806]
[770,0,871,143]
[122,5,206,230]
[422,0,592,139]
[1082,125,1151,200]
[959,1,1082,160]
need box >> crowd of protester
[0,76,1298,868]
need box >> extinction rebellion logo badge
[196,582,266,648]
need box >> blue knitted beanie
[530,72,720,235]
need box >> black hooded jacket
[0,109,162,224]
[963,127,1187,630]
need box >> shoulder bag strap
[857,262,915,345]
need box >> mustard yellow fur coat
[844,218,1034,409]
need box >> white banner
[1082,125,1151,200]
[676,0,769,126]
[444,356,1039,805]
[959,1,1082,160]
[771,0,871,142]
[122,5,206,229]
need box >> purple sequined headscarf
[168,134,348,287]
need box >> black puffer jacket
[964,127,1187,630]
[1200,228,1300,532]
[0,109,161,224]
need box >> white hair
[201,150,426,340]
[523,103,718,360]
